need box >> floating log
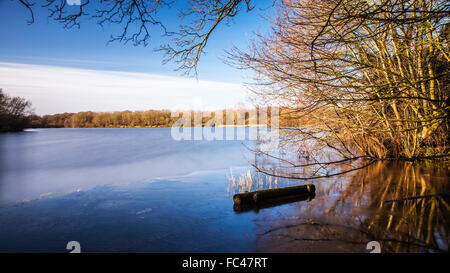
[233,184,316,212]
[233,191,254,208]
[234,192,315,213]
[253,184,315,204]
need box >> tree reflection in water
[231,160,449,253]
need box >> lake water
[0,128,448,252]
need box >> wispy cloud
[0,62,250,115]
[0,55,118,66]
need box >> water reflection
[253,160,449,253]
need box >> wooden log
[232,184,316,212]
[234,192,315,213]
[233,191,255,207]
[253,184,315,205]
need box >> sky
[0,0,273,115]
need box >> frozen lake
[0,128,448,252]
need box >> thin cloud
[0,62,250,115]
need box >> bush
[0,89,33,132]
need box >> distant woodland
[29,111,176,128]
[28,108,305,128]
[1,89,307,130]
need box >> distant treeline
[29,110,175,128]
[29,108,306,128]
[0,89,307,131]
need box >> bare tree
[227,0,449,179]
[14,0,257,75]
[0,89,33,132]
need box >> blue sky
[0,0,273,114]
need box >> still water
[0,128,448,252]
